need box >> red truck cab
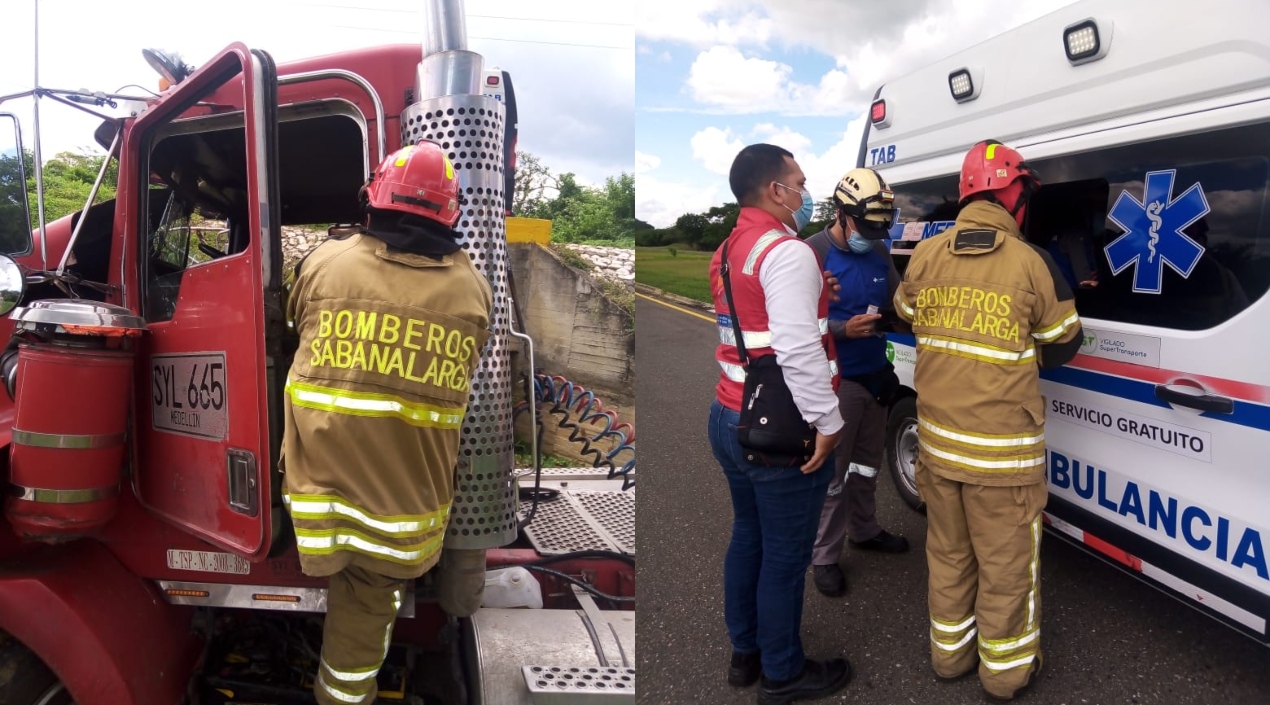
[0,39,634,705]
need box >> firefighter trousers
[915,457,1046,699]
[315,565,407,705]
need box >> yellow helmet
[833,167,898,239]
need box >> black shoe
[729,651,762,687]
[850,530,910,553]
[757,658,852,705]
[812,564,847,597]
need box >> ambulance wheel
[0,636,73,704]
[886,395,925,514]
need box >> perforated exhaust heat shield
[402,94,515,549]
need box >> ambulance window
[888,175,961,277]
[1025,123,1270,331]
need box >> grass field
[635,247,714,303]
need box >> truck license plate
[151,352,228,440]
[166,549,251,575]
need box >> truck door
[129,44,282,559]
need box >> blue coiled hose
[513,373,635,491]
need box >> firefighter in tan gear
[281,141,492,705]
[893,140,1082,700]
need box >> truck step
[522,665,635,703]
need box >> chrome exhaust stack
[407,0,516,550]
[417,0,484,98]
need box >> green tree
[674,213,709,246]
[699,202,740,251]
[14,149,118,228]
[512,151,559,217]
[0,152,30,252]
[814,197,837,224]
[516,153,637,247]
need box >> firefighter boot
[986,653,1042,701]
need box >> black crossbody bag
[720,238,818,466]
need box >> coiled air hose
[513,375,635,491]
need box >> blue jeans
[708,399,834,681]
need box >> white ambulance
[863,0,1270,645]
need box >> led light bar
[948,67,982,103]
[1064,18,1113,65]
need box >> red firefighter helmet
[958,139,1040,203]
[364,142,461,227]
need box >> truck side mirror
[0,255,23,316]
[0,113,34,258]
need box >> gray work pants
[811,379,886,566]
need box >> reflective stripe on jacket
[894,201,1082,486]
[281,232,492,578]
[709,209,839,411]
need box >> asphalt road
[633,293,1270,705]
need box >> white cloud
[681,46,859,116]
[635,154,721,228]
[636,0,774,47]
[681,113,868,209]
[794,114,869,204]
[0,0,633,184]
[646,0,1081,114]
[690,127,746,176]
[750,123,811,154]
[636,115,869,225]
[685,46,791,110]
[635,151,662,174]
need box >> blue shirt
[807,229,895,378]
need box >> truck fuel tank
[4,300,146,541]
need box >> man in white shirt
[708,143,852,705]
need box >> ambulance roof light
[870,99,891,129]
[948,67,981,103]
[486,75,499,85]
[1064,18,1112,65]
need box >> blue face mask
[847,231,874,254]
[778,183,816,231]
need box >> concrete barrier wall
[508,243,634,465]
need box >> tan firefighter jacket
[281,232,492,579]
[894,200,1083,486]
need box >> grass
[550,242,594,271]
[635,246,713,304]
[515,443,581,469]
[571,237,635,248]
[551,242,634,319]
[597,278,635,320]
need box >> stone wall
[562,244,634,285]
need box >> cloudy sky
[0,0,633,185]
[635,0,1082,228]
